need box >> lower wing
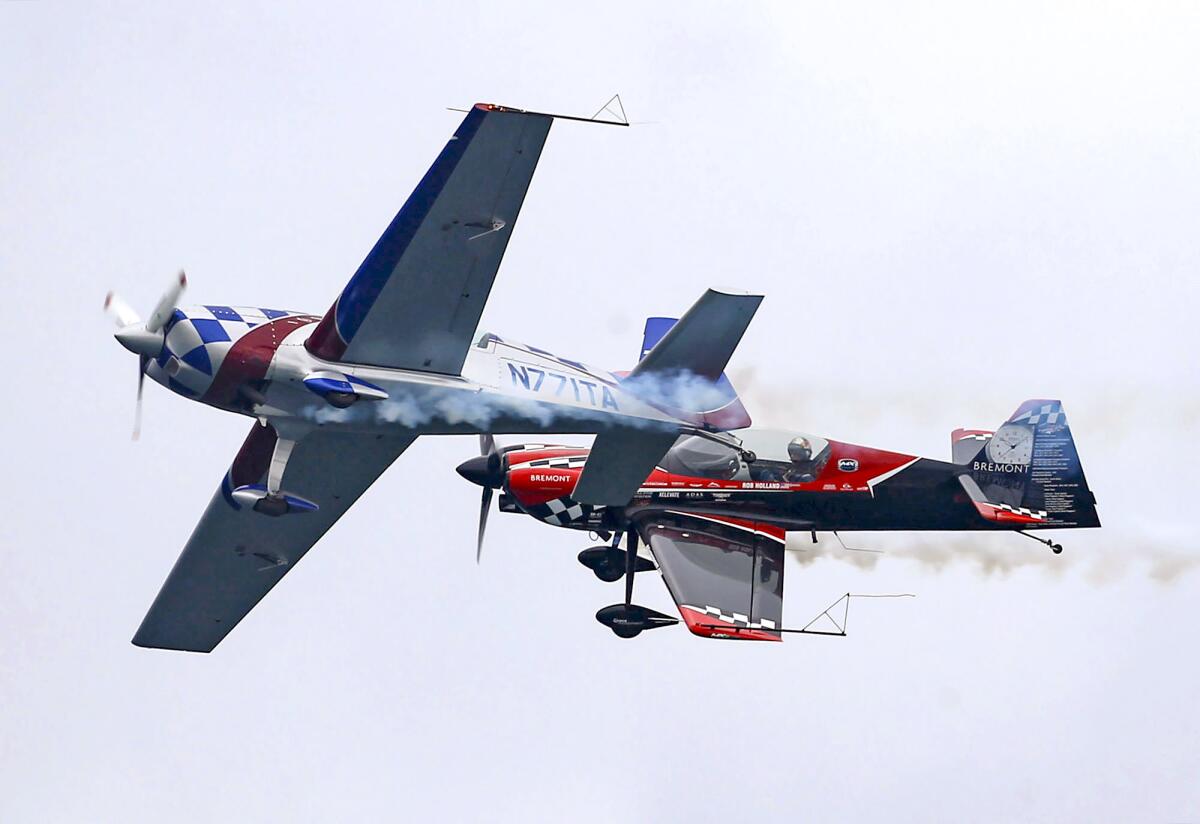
[634,511,786,641]
[133,424,416,652]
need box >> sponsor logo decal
[531,474,572,483]
[973,461,1028,475]
[838,458,859,472]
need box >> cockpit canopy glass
[659,434,742,480]
[659,430,832,483]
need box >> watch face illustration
[986,423,1034,465]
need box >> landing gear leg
[623,528,637,607]
[577,530,653,582]
[1017,530,1063,554]
[230,423,319,516]
[594,527,677,638]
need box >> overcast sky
[3,3,1199,821]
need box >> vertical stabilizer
[964,400,1099,528]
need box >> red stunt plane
[458,318,1100,642]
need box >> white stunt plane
[106,102,762,652]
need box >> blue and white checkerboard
[148,305,298,398]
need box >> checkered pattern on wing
[995,503,1048,519]
[529,496,592,526]
[1013,402,1064,426]
[684,604,777,631]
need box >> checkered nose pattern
[529,496,593,526]
[146,305,294,398]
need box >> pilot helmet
[787,437,813,463]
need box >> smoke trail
[785,532,1200,584]
[618,369,732,415]
[303,369,731,432]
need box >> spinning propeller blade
[145,270,187,333]
[477,487,492,563]
[104,292,140,328]
[133,355,148,441]
[475,434,501,563]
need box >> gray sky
[3,2,1198,821]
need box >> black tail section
[959,400,1099,528]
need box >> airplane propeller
[104,270,188,440]
[456,434,505,563]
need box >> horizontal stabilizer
[951,428,992,464]
[626,289,761,428]
[640,317,752,430]
[632,289,762,381]
[571,428,679,506]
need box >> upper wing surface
[306,104,554,373]
[133,424,415,652]
[634,511,785,641]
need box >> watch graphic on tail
[985,423,1034,465]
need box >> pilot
[785,436,817,483]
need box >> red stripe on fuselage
[201,315,319,410]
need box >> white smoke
[617,369,732,415]
[302,369,729,432]
[786,531,1200,584]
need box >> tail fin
[959,400,1100,528]
[631,290,757,430]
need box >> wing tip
[131,632,216,654]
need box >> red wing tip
[104,292,113,308]
[679,606,782,641]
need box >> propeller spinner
[104,270,187,439]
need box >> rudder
[962,400,1100,528]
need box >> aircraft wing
[305,104,555,373]
[634,511,785,641]
[133,424,416,652]
[571,428,678,506]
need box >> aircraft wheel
[252,495,289,517]
[611,624,642,639]
[593,565,624,583]
[1052,544,1063,555]
[326,391,357,409]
